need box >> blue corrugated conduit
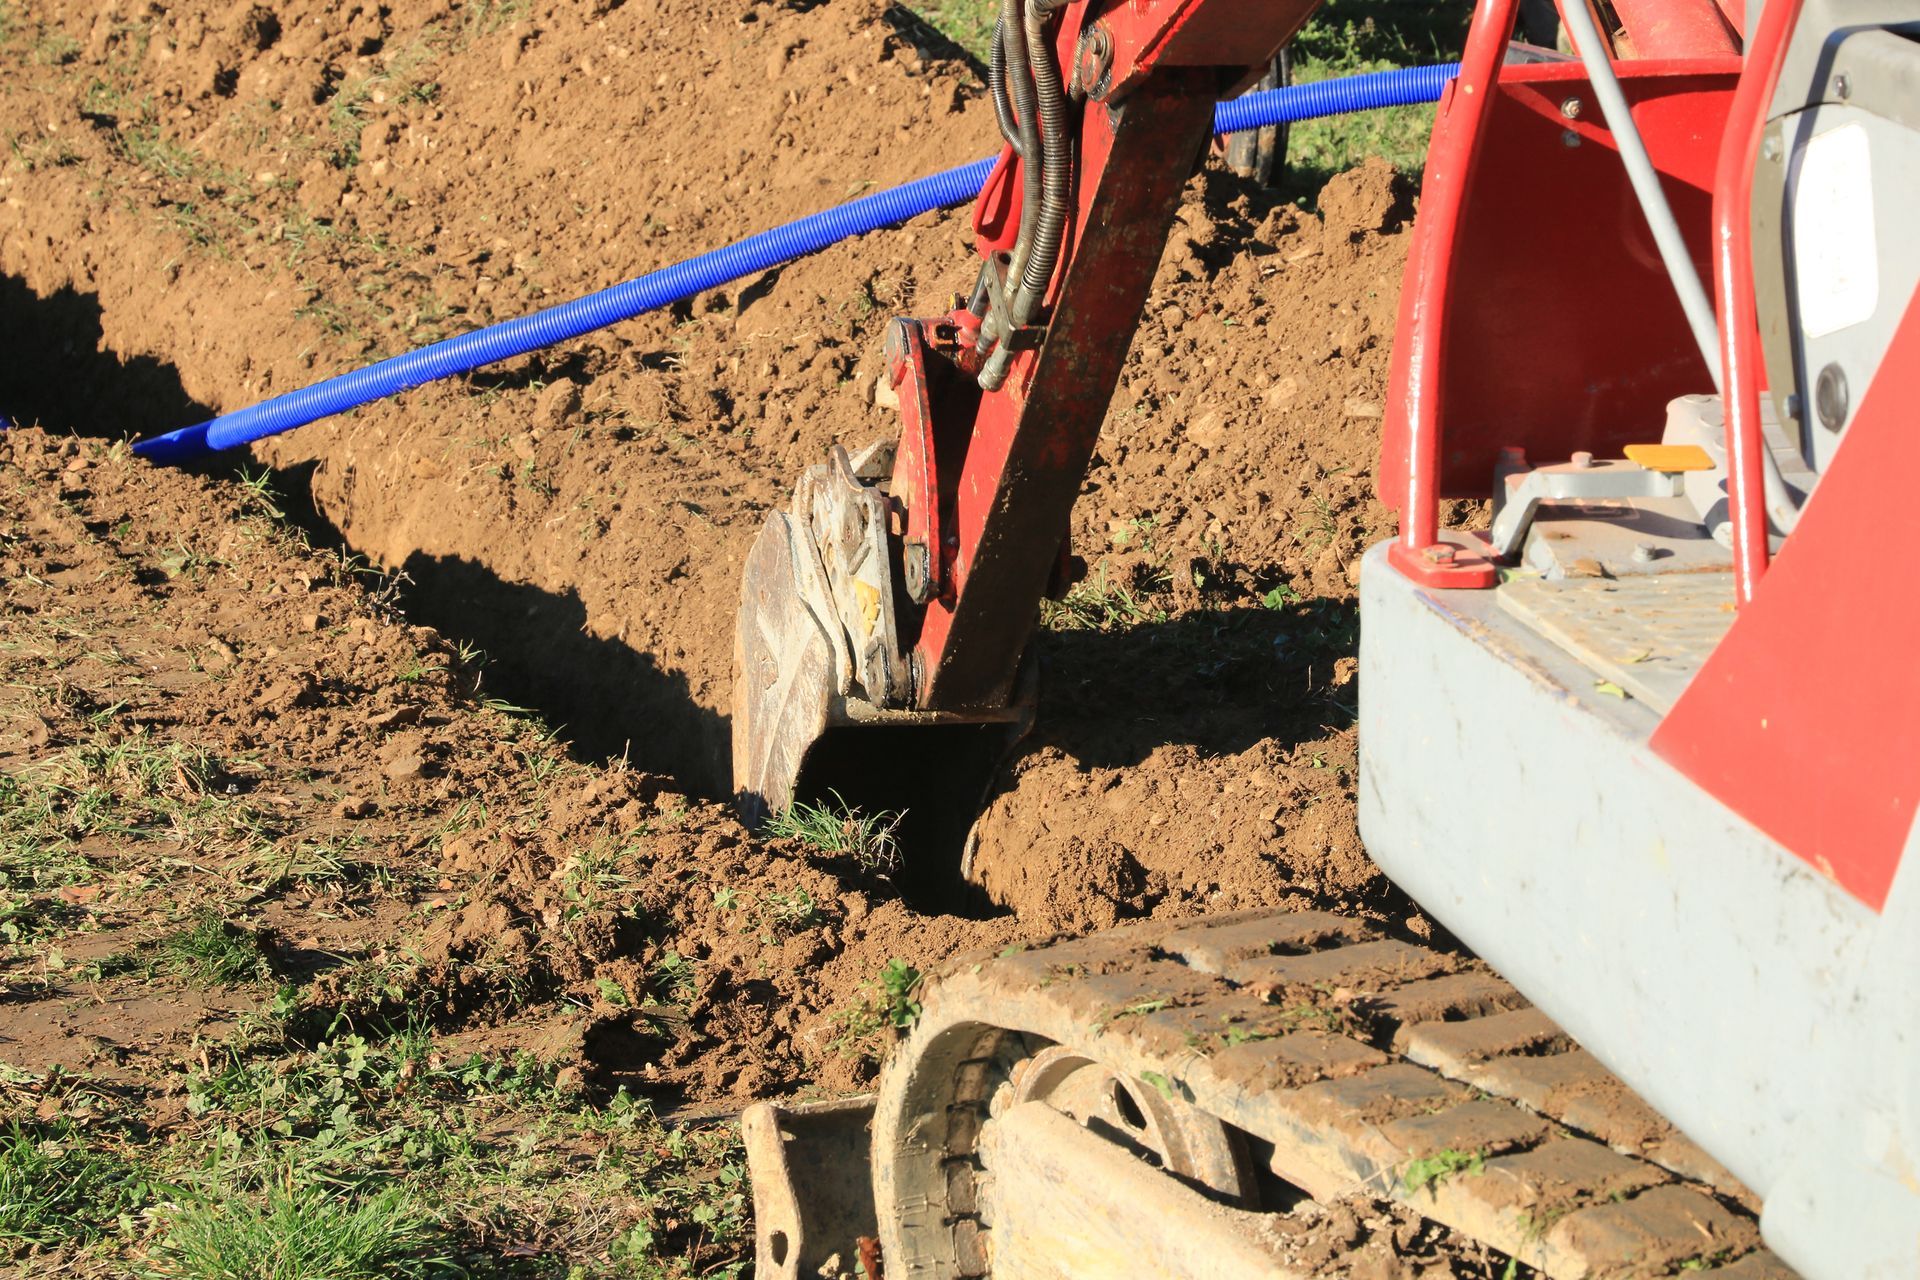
[135,62,1459,463]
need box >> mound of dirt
[963,157,1423,934]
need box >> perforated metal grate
[1496,571,1738,712]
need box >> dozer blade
[732,446,1034,901]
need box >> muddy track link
[873,909,1795,1279]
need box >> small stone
[299,612,323,632]
[1187,410,1228,451]
[367,704,421,730]
[1264,375,1300,407]
[336,795,374,819]
[383,752,427,782]
[533,379,582,431]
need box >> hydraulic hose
[981,0,1074,390]
[1012,0,1074,320]
[998,1,1043,285]
[135,62,1460,464]
[988,17,1026,160]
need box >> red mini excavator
[731,0,1920,1275]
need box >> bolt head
[1571,450,1595,468]
[1560,128,1581,148]
[1560,96,1582,119]
[1832,73,1851,101]
[1815,362,1850,432]
[1761,133,1783,163]
[1631,542,1658,563]
[1422,544,1458,565]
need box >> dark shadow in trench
[0,274,215,437]
[1023,597,1360,771]
[256,461,734,797]
[0,270,736,804]
[392,548,733,796]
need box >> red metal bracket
[886,319,947,608]
[1711,0,1804,606]
[871,0,1323,710]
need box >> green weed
[236,467,285,520]
[760,888,818,932]
[832,958,924,1060]
[163,910,271,986]
[1041,566,1164,632]
[764,792,904,878]
[653,951,697,1003]
[1401,1146,1486,1195]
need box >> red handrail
[1712,0,1802,605]
[1395,0,1522,564]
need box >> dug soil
[0,0,1485,1273]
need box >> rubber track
[907,909,1797,1279]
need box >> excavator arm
[732,0,1319,882]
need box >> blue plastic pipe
[135,62,1458,463]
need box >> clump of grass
[1040,566,1161,632]
[0,1121,151,1247]
[147,1179,458,1280]
[163,910,271,986]
[765,792,904,877]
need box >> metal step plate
[1495,571,1738,712]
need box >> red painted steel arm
[1610,0,1740,57]
[1711,0,1801,605]
[892,0,1317,710]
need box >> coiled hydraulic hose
[134,62,1459,464]
[980,0,1075,390]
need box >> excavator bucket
[731,506,839,829]
[732,444,1032,900]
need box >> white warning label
[1793,122,1879,339]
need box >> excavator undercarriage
[747,911,1795,1279]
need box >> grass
[147,1180,458,1280]
[0,1121,152,1248]
[759,888,818,933]
[162,910,272,987]
[1402,1146,1486,1195]
[908,0,996,61]
[1285,1,1472,190]
[0,728,232,904]
[764,791,904,878]
[910,0,1471,189]
[163,1028,751,1276]
[1041,566,1163,632]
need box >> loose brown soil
[0,0,1483,1273]
[1,424,1012,1105]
